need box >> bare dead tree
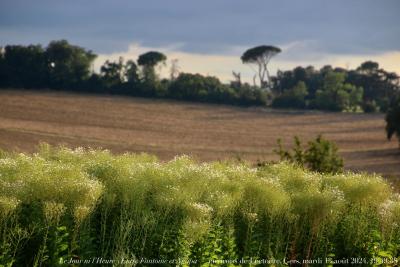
[232,71,241,87]
[170,59,180,81]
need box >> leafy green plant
[274,135,344,173]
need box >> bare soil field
[0,89,399,179]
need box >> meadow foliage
[0,145,399,266]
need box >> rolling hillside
[0,89,399,178]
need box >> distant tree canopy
[0,40,399,113]
[314,71,363,111]
[168,73,230,101]
[271,63,398,112]
[0,40,96,90]
[100,57,125,89]
[138,51,166,82]
[241,45,281,88]
[272,81,308,109]
[1,44,47,88]
[136,51,167,95]
[46,40,96,89]
[167,73,267,105]
[137,51,167,68]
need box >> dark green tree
[2,45,47,88]
[357,61,379,74]
[137,51,167,96]
[168,73,235,103]
[45,40,96,89]
[100,57,125,88]
[241,45,281,88]
[272,81,308,109]
[347,61,399,112]
[137,51,167,83]
[314,71,363,111]
[386,97,400,147]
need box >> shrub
[274,135,344,173]
[386,97,400,147]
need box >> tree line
[271,62,399,112]
[0,40,265,106]
[0,39,399,113]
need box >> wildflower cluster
[0,145,399,266]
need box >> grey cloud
[0,0,399,57]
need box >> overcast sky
[1,0,399,81]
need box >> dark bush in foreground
[386,97,400,147]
